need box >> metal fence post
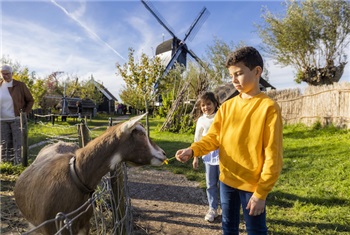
[20,111,28,167]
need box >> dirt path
[128,167,223,235]
[0,175,28,234]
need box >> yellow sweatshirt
[191,92,283,200]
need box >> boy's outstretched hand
[175,147,193,163]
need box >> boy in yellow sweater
[175,46,283,235]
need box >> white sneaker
[204,209,218,222]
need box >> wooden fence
[267,82,350,128]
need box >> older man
[0,64,34,164]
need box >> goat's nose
[161,150,166,156]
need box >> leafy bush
[0,162,25,175]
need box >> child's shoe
[204,209,218,222]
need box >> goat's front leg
[77,226,90,235]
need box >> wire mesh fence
[21,163,133,235]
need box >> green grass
[267,124,350,234]
[1,116,349,234]
[146,117,207,187]
[149,121,350,234]
[137,119,350,234]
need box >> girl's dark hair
[194,91,220,121]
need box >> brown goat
[14,114,167,234]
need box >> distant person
[0,64,34,164]
[61,96,69,121]
[76,101,82,118]
[117,103,123,115]
[192,91,220,222]
[176,46,283,235]
[122,104,127,115]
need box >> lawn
[149,118,350,234]
[266,124,350,234]
[1,115,349,234]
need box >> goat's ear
[120,113,148,133]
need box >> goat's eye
[139,131,146,136]
[133,130,146,137]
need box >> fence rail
[267,82,350,128]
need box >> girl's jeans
[220,182,267,235]
[205,163,220,210]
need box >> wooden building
[92,80,118,114]
[56,97,96,117]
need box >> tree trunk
[301,62,347,86]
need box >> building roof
[214,77,276,104]
[92,79,118,101]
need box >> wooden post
[144,96,150,137]
[108,117,127,235]
[20,111,28,167]
[108,117,113,127]
[77,119,89,148]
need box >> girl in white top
[192,91,220,222]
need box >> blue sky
[1,0,349,100]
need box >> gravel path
[128,167,223,235]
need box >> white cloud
[50,0,126,61]
[2,17,79,73]
[1,14,124,99]
[265,59,306,91]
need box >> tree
[45,72,103,105]
[257,0,350,85]
[31,77,47,109]
[205,37,237,83]
[80,76,104,104]
[119,85,145,110]
[2,57,103,111]
[116,48,163,108]
[116,48,163,134]
[204,37,252,83]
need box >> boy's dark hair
[225,46,263,71]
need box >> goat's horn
[121,113,148,133]
[129,112,147,123]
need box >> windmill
[141,0,210,87]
